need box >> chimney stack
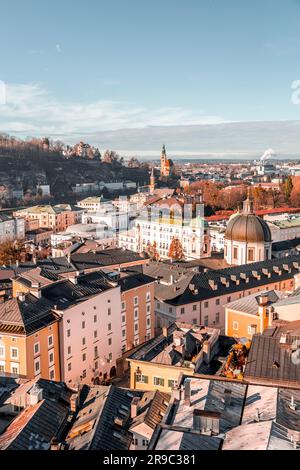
[184,379,191,407]
[131,397,140,419]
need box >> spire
[243,187,254,214]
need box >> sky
[1,0,300,157]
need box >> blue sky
[1,0,300,155]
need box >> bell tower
[149,167,155,194]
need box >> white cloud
[0,82,223,142]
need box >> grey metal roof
[155,254,300,306]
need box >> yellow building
[225,290,283,339]
[0,295,60,381]
[127,322,221,392]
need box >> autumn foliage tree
[146,241,160,261]
[168,238,184,261]
[0,241,24,266]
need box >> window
[82,337,86,346]
[168,379,177,389]
[48,335,53,347]
[108,308,111,316]
[94,330,98,339]
[11,363,19,375]
[147,318,151,327]
[146,292,151,302]
[108,338,112,346]
[193,305,197,311]
[233,321,239,331]
[227,296,231,303]
[0,363,5,374]
[68,362,72,372]
[134,296,138,306]
[82,370,86,379]
[204,316,209,327]
[121,301,126,311]
[154,377,164,387]
[82,353,86,362]
[67,346,71,356]
[108,353,112,361]
[49,351,54,366]
[49,369,55,380]
[94,346,98,358]
[248,248,254,262]
[181,308,185,315]
[216,299,220,306]
[94,315,97,323]
[122,329,126,338]
[147,304,151,314]
[82,321,85,329]
[134,323,139,332]
[34,359,41,375]
[0,346,5,358]
[134,308,139,320]
[142,440,149,447]
[136,374,148,384]
[122,314,126,324]
[169,307,173,314]
[215,312,220,324]
[108,323,112,331]
[11,347,18,360]
[233,247,238,259]
[204,301,209,309]
[67,329,71,338]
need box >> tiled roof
[155,254,300,306]
[244,324,300,387]
[225,289,283,316]
[0,379,72,450]
[71,248,148,271]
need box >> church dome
[225,196,272,243]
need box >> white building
[209,225,226,253]
[134,194,210,260]
[224,196,272,265]
[267,218,300,242]
[0,215,25,243]
[77,196,107,212]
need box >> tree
[146,241,160,261]
[168,238,184,261]
[284,176,293,202]
[0,241,24,266]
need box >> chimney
[273,266,282,276]
[162,326,168,338]
[184,379,191,406]
[252,270,261,280]
[240,272,249,283]
[131,397,140,419]
[262,268,271,278]
[208,279,218,290]
[28,384,43,406]
[230,275,240,285]
[258,294,269,307]
[220,277,229,287]
[18,292,26,302]
[283,264,291,273]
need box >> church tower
[161,144,167,176]
[149,167,156,194]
